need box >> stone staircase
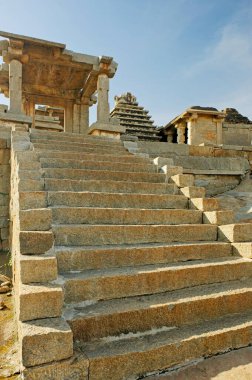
[11,128,252,379]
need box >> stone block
[170,174,194,187]
[0,193,9,206]
[19,284,63,321]
[189,145,214,157]
[20,317,73,367]
[218,223,252,242]
[20,255,58,283]
[0,217,8,228]
[19,191,47,210]
[180,186,206,198]
[19,161,41,170]
[54,224,216,246]
[22,353,89,380]
[0,138,7,148]
[203,211,235,225]
[1,239,8,251]
[153,157,174,167]
[19,209,52,231]
[232,242,252,258]
[190,198,219,211]
[18,179,44,191]
[0,175,11,194]
[0,149,10,164]
[161,165,183,177]
[0,206,8,216]
[1,227,9,240]
[19,231,54,254]
[88,122,125,140]
[20,170,41,180]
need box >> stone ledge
[0,111,32,124]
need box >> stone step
[45,178,177,194]
[59,257,250,304]
[31,137,124,150]
[77,311,252,380]
[48,192,187,209]
[32,142,127,154]
[52,207,202,225]
[30,129,123,145]
[19,284,63,321]
[40,157,157,173]
[65,279,252,342]
[56,242,232,272]
[36,150,149,164]
[20,317,73,368]
[190,198,219,211]
[43,167,165,183]
[53,224,217,247]
[219,223,252,242]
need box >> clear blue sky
[0,0,252,126]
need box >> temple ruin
[0,31,252,380]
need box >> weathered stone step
[52,207,202,225]
[56,242,232,272]
[65,279,252,342]
[48,192,187,209]
[60,257,250,304]
[45,178,177,194]
[40,157,156,173]
[54,224,216,247]
[31,137,124,150]
[30,130,123,145]
[78,311,252,380]
[36,150,149,164]
[43,167,165,183]
[32,142,127,154]
[20,317,73,368]
[219,223,252,242]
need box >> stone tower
[110,92,161,141]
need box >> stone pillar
[216,119,223,145]
[187,114,198,145]
[9,59,22,114]
[80,104,89,134]
[97,74,110,123]
[72,103,89,134]
[73,103,80,134]
[166,131,173,143]
[177,124,186,144]
[64,102,73,133]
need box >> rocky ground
[147,346,252,379]
[215,178,252,223]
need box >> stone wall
[129,141,251,196]
[0,126,11,252]
[189,115,219,145]
[223,123,252,146]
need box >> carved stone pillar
[177,124,186,144]
[97,74,110,123]
[9,59,22,114]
